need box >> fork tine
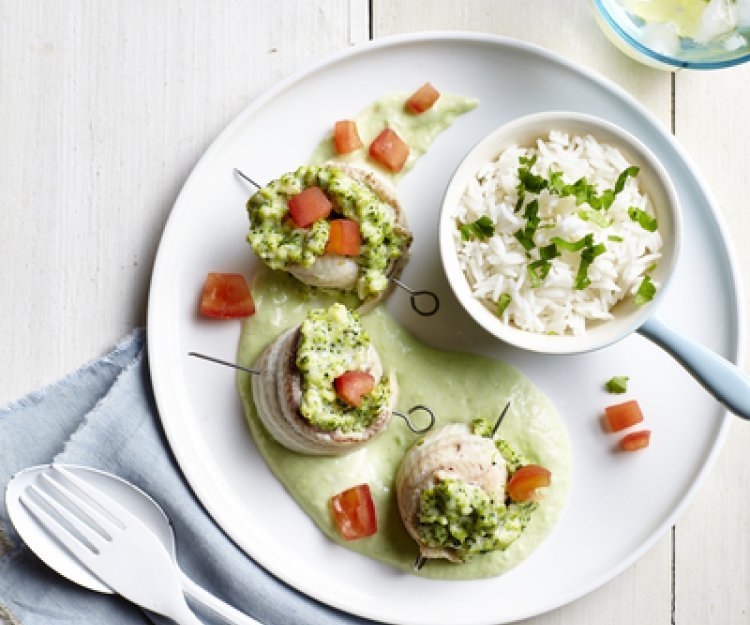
[40,472,115,539]
[51,465,128,530]
[22,486,102,556]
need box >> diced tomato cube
[325,219,361,256]
[506,464,552,502]
[369,128,409,173]
[619,429,651,452]
[330,484,377,540]
[605,400,644,433]
[333,120,363,155]
[199,273,255,319]
[406,82,440,114]
[334,371,375,407]
[287,186,332,228]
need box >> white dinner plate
[147,33,743,625]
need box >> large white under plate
[147,33,742,625]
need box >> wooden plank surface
[673,66,750,625]
[1,2,748,624]
[0,0,368,405]
[373,0,672,121]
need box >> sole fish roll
[251,303,398,455]
[246,163,412,313]
[396,421,547,563]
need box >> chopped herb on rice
[453,131,662,336]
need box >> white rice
[453,131,662,336]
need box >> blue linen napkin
[0,330,370,625]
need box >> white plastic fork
[20,465,205,625]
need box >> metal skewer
[391,278,440,317]
[491,401,512,438]
[234,168,261,189]
[189,352,435,435]
[187,352,261,375]
[393,405,435,434]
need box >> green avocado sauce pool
[237,272,571,579]
[236,92,570,579]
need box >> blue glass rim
[592,0,750,70]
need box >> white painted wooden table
[2,2,748,624]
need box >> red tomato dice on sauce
[406,82,440,113]
[287,186,332,228]
[605,400,644,432]
[199,273,255,319]
[369,128,409,173]
[333,120,363,155]
[325,219,361,256]
[330,484,377,540]
[620,429,651,452]
[334,371,375,407]
[506,464,552,502]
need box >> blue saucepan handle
[638,314,750,419]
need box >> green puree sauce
[310,93,479,182]
[237,270,571,580]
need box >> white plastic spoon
[5,464,260,625]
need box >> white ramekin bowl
[439,111,681,355]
